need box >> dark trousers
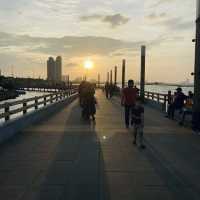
[167,104,182,119]
[180,110,192,124]
[125,105,134,127]
[105,90,109,99]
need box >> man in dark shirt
[121,80,138,128]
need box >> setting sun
[84,59,94,69]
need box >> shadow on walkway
[19,101,111,200]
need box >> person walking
[82,82,97,120]
[109,83,114,99]
[105,82,109,99]
[132,100,145,149]
[121,80,138,128]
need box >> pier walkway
[0,90,200,200]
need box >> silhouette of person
[121,80,138,128]
[167,87,186,119]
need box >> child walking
[131,101,145,149]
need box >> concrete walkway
[0,90,200,200]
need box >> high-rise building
[47,57,55,81]
[55,56,62,82]
[47,56,62,82]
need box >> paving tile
[0,186,25,200]
[21,186,66,200]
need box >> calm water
[115,84,194,95]
[144,85,194,95]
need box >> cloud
[153,0,175,7]
[80,14,102,21]
[65,62,79,67]
[80,13,130,28]
[0,32,143,57]
[0,31,173,74]
[146,14,193,31]
[103,14,130,28]
[161,17,193,31]
[146,12,167,20]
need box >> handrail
[0,89,78,122]
[144,91,171,111]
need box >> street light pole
[140,46,146,102]
[193,0,200,131]
[122,59,126,89]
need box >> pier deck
[0,90,199,200]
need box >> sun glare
[84,59,94,69]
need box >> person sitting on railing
[166,87,186,120]
[179,91,193,126]
[164,90,173,114]
[167,90,173,105]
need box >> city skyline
[0,0,196,83]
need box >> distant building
[55,56,62,82]
[47,56,62,82]
[47,57,55,81]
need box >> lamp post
[193,0,200,131]
[122,59,126,89]
[107,72,110,83]
[140,46,146,102]
[110,70,113,84]
[114,66,117,86]
[98,73,100,88]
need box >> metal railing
[0,89,77,122]
[144,91,169,111]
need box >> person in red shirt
[121,80,138,128]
